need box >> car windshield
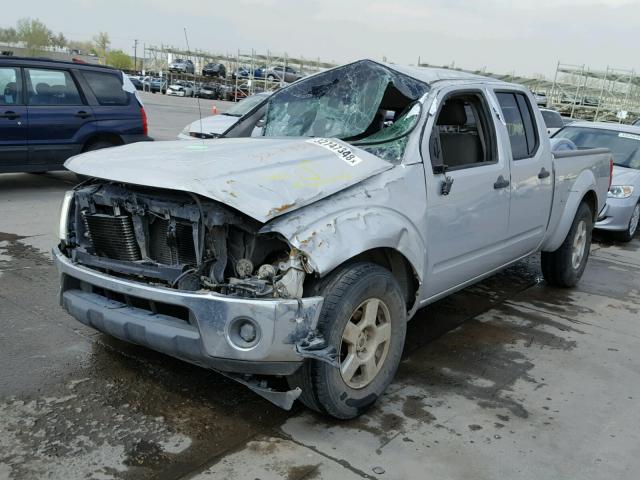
[261,59,428,162]
[224,94,269,117]
[555,126,640,169]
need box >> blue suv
[0,57,151,173]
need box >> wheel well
[309,248,419,311]
[582,190,598,221]
[82,133,123,152]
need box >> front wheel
[289,262,407,419]
[613,202,640,242]
[541,201,593,287]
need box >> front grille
[84,213,141,262]
[148,218,197,266]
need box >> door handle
[493,175,510,189]
[538,167,551,179]
[1,111,20,120]
[75,110,91,119]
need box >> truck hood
[65,137,393,223]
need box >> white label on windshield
[619,132,640,141]
[306,138,363,166]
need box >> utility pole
[133,39,139,72]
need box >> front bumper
[53,247,323,375]
[595,197,639,231]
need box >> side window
[429,92,496,170]
[26,68,82,106]
[0,67,21,105]
[541,110,563,129]
[496,92,539,159]
[82,71,129,106]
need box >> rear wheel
[541,201,593,287]
[613,202,640,242]
[289,262,406,419]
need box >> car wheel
[289,262,407,419]
[613,201,640,242]
[541,201,593,287]
[267,74,276,81]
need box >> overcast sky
[5,0,639,77]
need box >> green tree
[106,50,132,70]
[0,27,19,45]
[50,32,67,50]
[16,18,52,54]
[93,31,110,60]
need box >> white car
[167,81,194,97]
[178,92,271,139]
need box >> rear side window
[496,92,539,159]
[82,71,129,106]
[26,68,82,105]
[0,67,21,105]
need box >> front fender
[267,205,427,284]
[541,168,597,252]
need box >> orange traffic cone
[211,105,218,115]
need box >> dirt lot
[1,98,639,479]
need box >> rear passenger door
[0,66,28,170]
[494,90,553,257]
[25,67,95,167]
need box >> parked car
[202,63,226,78]
[633,118,640,127]
[264,65,303,83]
[168,59,194,74]
[532,91,548,108]
[166,80,194,97]
[554,122,640,241]
[231,66,251,79]
[0,56,150,173]
[196,82,223,100]
[144,77,167,94]
[55,60,610,419]
[178,92,271,139]
[540,108,564,136]
[127,75,143,90]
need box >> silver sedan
[554,122,640,241]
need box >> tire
[267,75,276,81]
[289,262,407,419]
[84,140,118,152]
[541,201,593,287]
[612,202,640,242]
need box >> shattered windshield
[262,59,429,159]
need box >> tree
[50,32,67,50]
[93,31,110,60]
[16,18,52,54]
[0,27,19,45]
[106,50,133,70]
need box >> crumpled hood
[613,165,640,188]
[65,137,393,223]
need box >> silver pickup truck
[54,60,611,419]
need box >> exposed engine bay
[64,182,313,299]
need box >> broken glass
[262,60,429,142]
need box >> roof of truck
[382,62,505,86]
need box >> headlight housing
[58,191,75,243]
[608,185,635,199]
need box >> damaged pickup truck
[54,60,612,419]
